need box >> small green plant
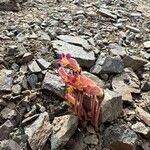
[56,53,104,128]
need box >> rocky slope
[0,0,150,150]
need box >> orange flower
[64,87,76,105]
[58,67,104,97]
[57,54,104,129]
[56,53,81,73]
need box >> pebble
[143,41,150,49]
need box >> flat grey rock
[109,43,126,56]
[42,72,65,98]
[0,69,13,91]
[28,61,42,73]
[57,35,91,50]
[101,89,123,123]
[112,68,140,102]
[90,55,124,74]
[52,40,95,68]
[36,58,50,70]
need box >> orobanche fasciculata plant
[56,53,104,128]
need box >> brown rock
[24,112,52,150]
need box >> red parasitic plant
[56,53,104,128]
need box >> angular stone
[123,55,148,71]
[21,52,33,64]
[24,112,52,150]
[1,107,17,120]
[0,69,13,91]
[131,122,150,137]
[28,61,41,73]
[103,124,138,150]
[136,107,150,127]
[97,8,117,19]
[126,25,140,33]
[0,120,14,140]
[51,115,78,150]
[52,40,95,67]
[36,58,50,70]
[0,140,22,150]
[101,89,122,123]
[57,35,91,50]
[109,43,126,56]
[27,74,38,89]
[112,68,140,102]
[84,134,98,145]
[42,72,65,98]
[143,41,150,49]
[90,55,124,74]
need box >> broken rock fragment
[52,40,95,67]
[0,69,13,91]
[36,58,50,70]
[1,107,17,120]
[28,61,41,73]
[42,72,65,98]
[109,43,126,56]
[112,68,140,102]
[21,52,33,64]
[90,55,124,74]
[131,122,150,138]
[136,107,150,127]
[51,115,78,150]
[57,35,91,50]
[103,124,138,150]
[101,89,122,123]
[24,112,52,150]
[0,120,14,140]
[123,55,148,71]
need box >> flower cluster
[56,53,104,128]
